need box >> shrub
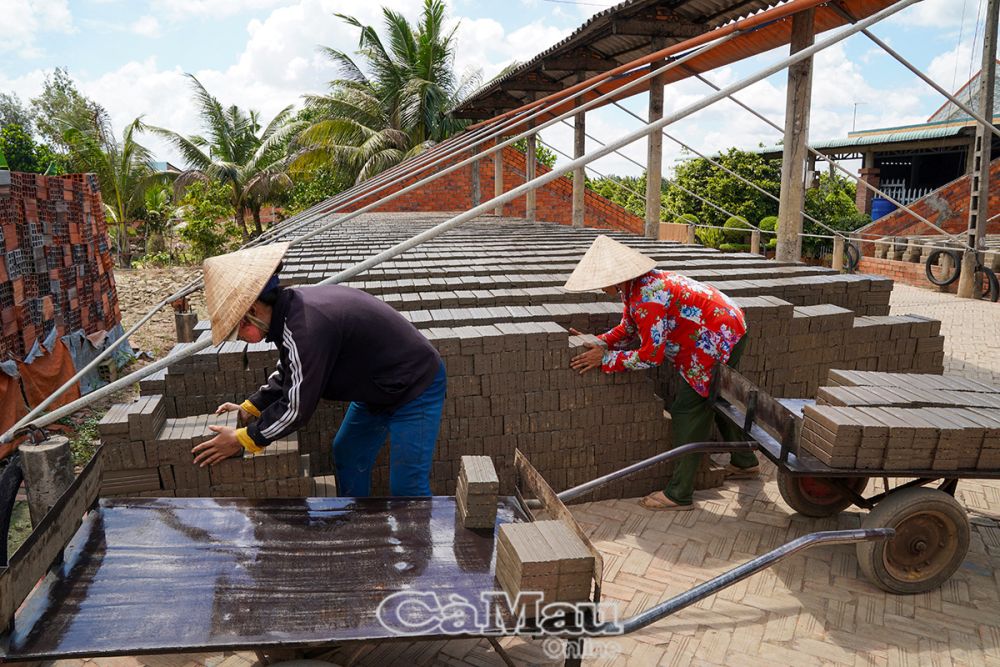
[759,215,778,231]
[675,213,699,226]
[719,243,751,253]
[723,216,752,244]
[695,226,724,249]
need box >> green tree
[0,92,34,134]
[30,68,106,153]
[295,0,479,184]
[802,172,869,256]
[664,148,781,229]
[175,180,238,260]
[63,114,161,267]
[140,183,175,255]
[0,123,66,174]
[148,75,299,240]
[511,137,557,169]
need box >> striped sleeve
[246,316,336,448]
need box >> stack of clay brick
[800,370,1000,471]
[495,520,594,615]
[0,172,120,357]
[456,455,499,528]
[96,394,335,497]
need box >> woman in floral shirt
[565,235,759,511]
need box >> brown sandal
[724,464,760,479]
[639,491,694,511]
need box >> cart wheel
[777,472,867,518]
[857,487,970,594]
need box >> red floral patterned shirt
[598,270,747,397]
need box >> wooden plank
[513,449,603,600]
[0,444,106,631]
[715,364,801,451]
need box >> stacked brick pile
[97,394,321,497]
[800,371,1000,471]
[495,519,594,616]
[0,172,120,357]
[456,455,499,529]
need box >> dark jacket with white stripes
[245,285,442,448]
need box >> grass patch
[7,501,31,558]
[68,416,102,468]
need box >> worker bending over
[565,235,759,511]
[193,243,446,497]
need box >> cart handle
[555,441,759,504]
[580,528,894,636]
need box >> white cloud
[130,15,161,38]
[1,0,74,58]
[149,0,294,20]
[890,0,979,29]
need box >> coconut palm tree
[294,0,479,184]
[62,113,161,267]
[147,75,300,239]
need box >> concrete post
[750,230,761,255]
[645,59,665,238]
[175,311,197,343]
[832,235,845,271]
[958,0,997,298]
[572,104,586,228]
[20,435,75,527]
[525,132,537,222]
[471,155,481,207]
[494,142,504,217]
[686,225,697,245]
[776,8,815,263]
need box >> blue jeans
[332,361,446,497]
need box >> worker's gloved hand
[216,402,251,426]
[193,426,242,467]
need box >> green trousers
[663,335,758,505]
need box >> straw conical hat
[564,235,657,292]
[203,242,289,345]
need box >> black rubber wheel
[844,242,860,272]
[857,487,970,594]
[777,472,868,518]
[975,265,1000,302]
[925,248,962,286]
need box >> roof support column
[645,55,666,238]
[572,96,587,228]
[957,0,998,298]
[494,139,504,217]
[525,129,537,222]
[776,8,815,263]
[471,152,481,208]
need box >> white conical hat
[203,242,289,345]
[564,235,657,292]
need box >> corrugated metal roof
[466,0,901,134]
[453,0,782,117]
[812,125,969,150]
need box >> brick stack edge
[0,172,121,357]
[801,370,1000,471]
[94,218,948,501]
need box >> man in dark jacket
[193,243,446,497]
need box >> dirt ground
[114,266,207,356]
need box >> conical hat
[203,242,289,345]
[564,235,657,292]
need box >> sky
[0,0,993,178]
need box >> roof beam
[505,76,565,93]
[541,48,619,72]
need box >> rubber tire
[975,265,1000,302]
[925,248,962,287]
[857,487,970,595]
[777,472,867,518]
[844,242,860,272]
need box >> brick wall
[859,256,955,292]
[342,145,644,234]
[860,155,1000,241]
